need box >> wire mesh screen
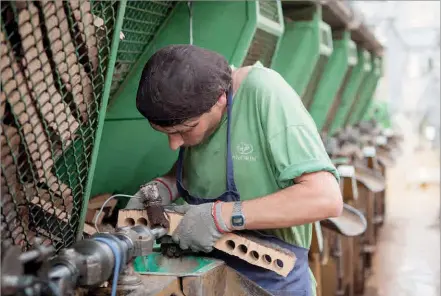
[258,0,280,23]
[1,0,117,252]
[109,1,175,99]
[242,28,279,68]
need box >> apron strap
[225,87,237,192]
[176,87,238,195]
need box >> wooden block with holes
[83,223,97,235]
[117,210,296,277]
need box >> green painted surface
[90,120,177,196]
[331,157,350,165]
[349,57,383,124]
[309,31,353,130]
[272,8,323,97]
[328,49,372,135]
[363,100,391,128]
[133,253,220,275]
[107,1,256,120]
[302,21,333,109]
[321,39,358,134]
[90,1,273,197]
[347,56,380,125]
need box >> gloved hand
[166,202,231,253]
[124,178,177,209]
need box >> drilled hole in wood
[250,250,259,260]
[263,254,272,264]
[226,240,235,250]
[124,218,135,226]
[137,218,148,226]
[275,259,284,269]
[238,244,248,254]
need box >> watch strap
[233,201,240,213]
[231,201,245,230]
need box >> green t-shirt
[182,63,338,246]
[181,63,338,291]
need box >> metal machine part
[1,225,167,296]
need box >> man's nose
[168,134,184,150]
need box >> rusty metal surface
[354,165,385,193]
[321,0,353,30]
[182,264,273,296]
[351,21,384,56]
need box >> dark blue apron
[176,88,313,296]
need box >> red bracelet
[212,201,227,234]
[154,178,173,202]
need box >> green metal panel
[308,30,357,131]
[242,1,284,67]
[363,100,391,128]
[302,21,333,108]
[350,56,383,125]
[328,48,372,134]
[322,40,358,133]
[272,6,333,100]
[346,55,379,125]
[90,1,284,197]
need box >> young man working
[126,44,343,295]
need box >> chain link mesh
[109,1,175,99]
[1,0,117,252]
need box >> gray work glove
[125,178,177,209]
[166,203,231,253]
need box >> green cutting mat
[133,253,223,276]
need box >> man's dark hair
[136,44,232,127]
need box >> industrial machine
[328,49,373,136]
[273,2,333,105]
[1,221,273,296]
[309,31,357,131]
[1,224,168,296]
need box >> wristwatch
[230,201,246,230]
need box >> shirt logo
[233,142,257,162]
[237,142,254,155]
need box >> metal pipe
[48,265,72,280]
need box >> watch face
[232,215,244,227]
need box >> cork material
[117,209,296,277]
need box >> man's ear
[215,93,227,107]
